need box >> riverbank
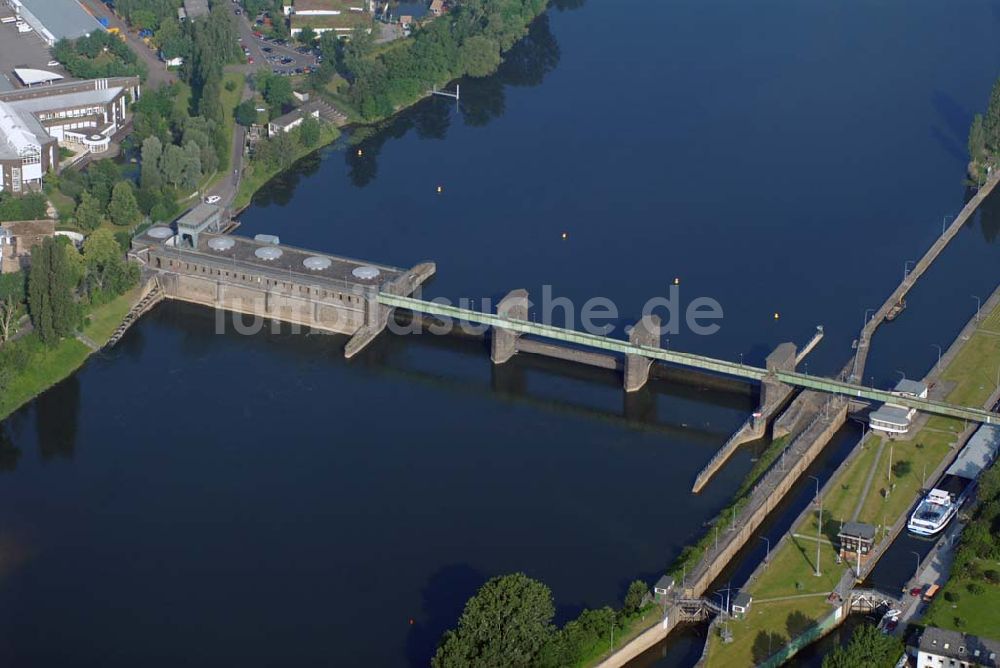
[232,2,553,212]
[702,287,1000,666]
[0,285,142,421]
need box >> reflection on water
[253,11,566,193]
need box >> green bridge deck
[377,293,998,425]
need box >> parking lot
[0,20,71,91]
[233,4,319,78]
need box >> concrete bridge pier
[624,314,661,392]
[759,342,797,427]
[491,289,530,364]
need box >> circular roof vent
[147,226,173,239]
[352,266,380,280]
[255,246,283,261]
[208,237,236,251]
[303,256,331,271]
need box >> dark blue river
[2,0,999,665]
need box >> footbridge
[376,293,999,425]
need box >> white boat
[907,488,958,536]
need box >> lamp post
[903,260,915,280]
[809,475,822,576]
[760,536,770,563]
[942,214,952,234]
[972,295,981,322]
[864,308,875,330]
[931,344,942,373]
[910,551,921,581]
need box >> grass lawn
[219,71,245,172]
[705,596,832,667]
[48,189,77,223]
[0,336,90,419]
[922,566,1000,638]
[83,286,141,342]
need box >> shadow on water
[35,375,80,461]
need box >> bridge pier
[624,314,661,392]
[491,289,530,364]
[759,342,797,428]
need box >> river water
[2,1,1000,665]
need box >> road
[78,0,177,89]
[895,520,962,631]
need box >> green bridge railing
[377,293,998,425]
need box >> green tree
[432,573,555,668]
[108,182,142,227]
[297,116,321,147]
[160,144,186,189]
[461,35,502,77]
[969,114,986,165]
[623,580,648,614]
[74,192,106,232]
[985,79,1000,153]
[28,237,79,344]
[235,99,258,126]
[823,623,903,668]
[141,134,165,191]
[298,26,317,46]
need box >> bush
[944,591,961,603]
[968,582,985,595]
[984,569,999,584]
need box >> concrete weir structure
[131,227,434,345]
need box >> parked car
[262,46,272,52]
[204,195,221,204]
[909,586,922,597]
[247,56,254,64]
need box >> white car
[204,195,222,204]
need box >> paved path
[852,434,885,521]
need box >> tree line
[968,77,1000,183]
[431,572,651,667]
[331,0,549,120]
[52,160,142,233]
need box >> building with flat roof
[0,76,139,193]
[5,0,106,46]
[182,0,209,20]
[916,626,1000,668]
[0,218,53,273]
[838,521,876,567]
[869,377,929,435]
[289,0,371,36]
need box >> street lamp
[864,308,875,330]
[972,295,981,322]
[931,344,942,372]
[942,214,953,234]
[809,475,822,577]
[910,551,921,581]
[903,260,915,280]
[760,536,770,563]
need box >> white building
[5,0,106,46]
[869,378,928,435]
[0,77,139,193]
[916,626,1000,668]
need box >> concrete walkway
[852,435,885,521]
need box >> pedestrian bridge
[377,293,999,425]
